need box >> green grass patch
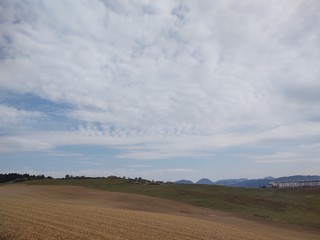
[23,178,320,228]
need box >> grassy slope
[24,178,320,228]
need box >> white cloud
[1,1,318,131]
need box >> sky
[0,0,319,182]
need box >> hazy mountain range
[175,175,320,188]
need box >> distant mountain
[196,178,214,185]
[175,179,193,184]
[276,175,320,182]
[264,176,275,180]
[228,179,271,188]
[214,178,248,186]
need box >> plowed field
[0,185,319,240]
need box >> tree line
[0,173,173,185]
[0,173,51,183]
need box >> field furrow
[1,200,272,240]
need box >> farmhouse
[268,180,320,188]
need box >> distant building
[268,180,320,188]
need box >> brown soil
[0,184,319,240]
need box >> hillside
[2,184,319,240]
[22,178,320,228]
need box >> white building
[268,180,320,188]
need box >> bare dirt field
[0,184,319,240]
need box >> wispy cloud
[47,152,84,158]
[253,152,301,163]
[0,104,44,123]
[0,121,319,160]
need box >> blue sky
[0,0,319,181]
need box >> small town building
[268,180,320,188]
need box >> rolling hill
[21,177,320,228]
[2,184,319,240]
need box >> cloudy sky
[0,0,319,181]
